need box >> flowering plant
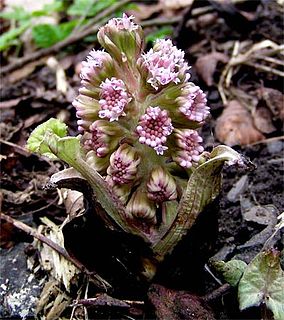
[27,14,247,280]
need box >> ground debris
[0,243,43,319]
[215,100,264,146]
[148,283,215,320]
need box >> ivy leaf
[32,20,77,48]
[26,118,68,159]
[238,249,284,320]
[212,260,247,287]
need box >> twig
[0,212,111,291]
[1,0,130,75]
[2,6,182,76]
[71,293,144,309]
[140,16,181,27]
[244,61,284,77]
[203,283,231,302]
[248,135,284,146]
[0,138,30,157]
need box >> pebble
[227,175,248,203]
[267,140,284,154]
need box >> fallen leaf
[148,284,215,320]
[0,97,27,109]
[215,100,264,146]
[195,52,228,86]
[7,59,47,84]
[36,217,81,292]
[58,189,84,219]
[252,103,276,134]
[257,87,284,122]
[160,0,194,10]
[36,280,71,320]
[197,12,218,28]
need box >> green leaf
[152,145,247,261]
[67,0,117,17]
[26,118,68,159]
[238,249,284,320]
[32,0,65,17]
[32,20,77,48]
[0,22,30,51]
[212,260,247,287]
[26,119,145,238]
[145,27,174,44]
[0,6,31,22]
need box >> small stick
[0,138,30,157]
[0,212,111,290]
[248,135,284,146]
[203,283,231,302]
[1,3,182,76]
[71,293,144,309]
[1,0,130,75]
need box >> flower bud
[147,167,177,203]
[126,190,156,223]
[80,49,114,85]
[97,14,143,63]
[173,129,204,168]
[106,143,140,186]
[177,84,210,123]
[86,150,110,172]
[84,120,124,157]
[98,77,132,122]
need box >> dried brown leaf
[160,0,194,10]
[148,284,215,320]
[7,59,47,84]
[252,104,276,134]
[257,87,284,122]
[215,100,264,146]
[59,189,84,219]
[195,52,228,86]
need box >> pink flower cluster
[99,78,132,122]
[178,85,210,123]
[174,129,204,168]
[141,39,190,90]
[106,13,138,32]
[80,49,110,81]
[136,107,173,155]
